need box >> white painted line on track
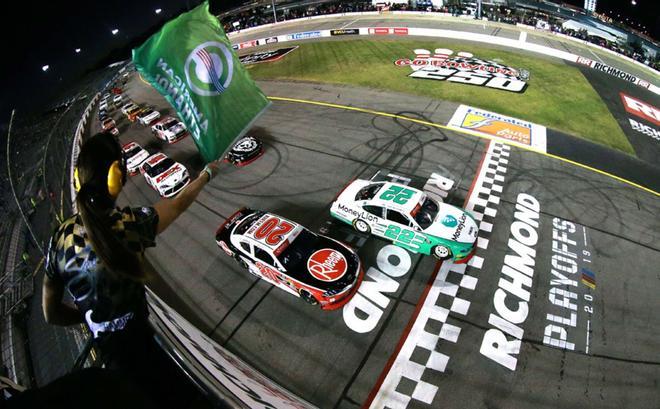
[338,18,360,29]
[586,320,591,354]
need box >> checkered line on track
[369,142,510,409]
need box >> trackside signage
[576,56,651,90]
[132,1,270,162]
[448,105,547,152]
[147,290,314,409]
[395,48,529,93]
[619,92,660,127]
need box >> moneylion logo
[185,41,234,96]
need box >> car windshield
[234,212,263,236]
[414,197,440,230]
[355,182,384,201]
[124,146,141,158]
[146,158,175,177]
[278,229,319,271]
[164,119,178,128]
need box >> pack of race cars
[104,71,478,311]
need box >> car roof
[237,213,303,254]
[348,180,425,213]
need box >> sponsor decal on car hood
[424,204,477,243]
[307,249,347,282]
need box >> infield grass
[247,39,634,155]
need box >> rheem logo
[307,249,347,282]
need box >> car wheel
[299,289,318,306]
[353,219,371,234]
[432,245,452,260]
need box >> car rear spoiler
[215,207,251,240]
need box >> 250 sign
[409,68,527,93]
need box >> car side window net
[387,209,411,226]
[363,205,384,218]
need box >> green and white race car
[330,179,478,262]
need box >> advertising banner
[239,47,298,65]
[330,29,359,36]
[576,57,651,90]
[132,1,270,162]
[395,48,529,93]
[368,27,409,35]
[286,31,322,41]
[447,105,547,151]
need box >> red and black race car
[216,208,364,310]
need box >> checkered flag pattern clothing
[46,207,159,329]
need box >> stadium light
[42,65,49,72]
[111,28,119,35]
[155,8,162,14]
[75,48,81,53]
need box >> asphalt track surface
[86,66,660,408]
[229,14,659,87]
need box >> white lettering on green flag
[132,1,270,162]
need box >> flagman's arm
[154,162,220,235]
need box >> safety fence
[228,19,660,95]
[0,64,125,390]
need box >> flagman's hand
[201,161,220,183]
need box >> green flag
[132,1,270,162]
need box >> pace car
[141,153,190,198]
[216,209,364,310]
[151,116,188,143]
[225,136,263,166]
[121,142,149,175]
[330,180,478,262]
[137,107,161,125]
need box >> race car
[330,180,478,262]
[101,117,115,129]
[126,106,142,122]
[151,116,188,143]
[141,153,190,198]
[216,209,364,310]
[137,107,161,125]
[101,118,119,136]
[120,102,137,115]
[121,142,150,175]
[225,136,263,166]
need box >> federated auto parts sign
[395,48,530,93]
[447,105,547,152]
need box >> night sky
[0,0,656,124]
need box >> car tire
[432,245,452,260]
[299,289,318,306]
[353,219,371,234]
